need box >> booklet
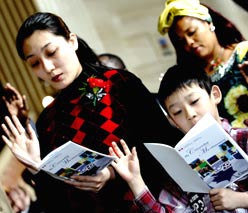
[144,113,248,193]
[37,141,116,181]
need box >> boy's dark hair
[157,64,212,114]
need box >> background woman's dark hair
[16,12,100,65]
[168,4,245,65]
[206,4,245,46]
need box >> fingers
[5,83,22,102]
[110,141,124,158]
[1,126,13,148]
[120,139,131,155]
[5,83,21,96]
[3,83,29,127]
[4,83,25,109]
[2,117,17,139]
[65,176,102,192]
[1,116,26,150]
[7,186,30,212]
[110,139,133,157]
[22,95,29,111]
[109,146,116,157]
[131,146,137,158]
[6,115,26,136]
[26,123,37,139]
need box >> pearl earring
[210,25,215,32]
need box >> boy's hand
[109,139,146,197]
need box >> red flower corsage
[79,76,111,106]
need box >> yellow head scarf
[158,0,212,35]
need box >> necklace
[208,47,224,74]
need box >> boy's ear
[211,85,222,104]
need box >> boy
[109,64,248,212]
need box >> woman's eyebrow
[25,42,52,60]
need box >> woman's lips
[192,46,201,55]
[52,74,62,82]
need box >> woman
[2,12,183,212]
[158,0,248,128]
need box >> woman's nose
[185,36,194,47]
[42,59,55,73]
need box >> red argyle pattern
[40,69,128,153]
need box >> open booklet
[36,141,116,181]
[144,113,248,193]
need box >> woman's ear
[211,85,222,104]
[69,33,78,51]
[209,22,215,32]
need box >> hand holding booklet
[36,141,116,181]
[145,113,248,193]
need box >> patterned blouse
[134,118,248,213]
[209,41,248,128]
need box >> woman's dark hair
[16,12,100,65]
[158,64,212,114]
[206,4,245,46]
[76,36,101,65]
[168,4,245,65]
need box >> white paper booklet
[38,141,116,181]
[145,113,248,193]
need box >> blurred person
[98,53,127,69]
[0,82,36,213]
[0,181,14,213]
